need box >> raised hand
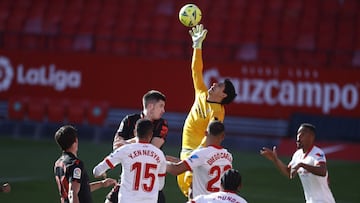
[189,24,208,49]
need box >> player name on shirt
[207,152,233,166]
[216,194,241,203]
[128,149,162,163]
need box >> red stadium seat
[321,0,340,17]
[27,97,47,122]
[8,96,28,120]
[150,15,171,41]
[73,35,93,51]
[317,19,336,50]
[335,21,355,51]
[3,33,21,50]
[266,0,284,12]
[21,35,46,50]
[339,0,358,20]
[258,48,280,65]
[111,40,135,55]
[67,100,88,124]
[51,36,73,51]
[285,0,303,11]
[87,101,109,125]
[163,43,185,59]
[281,50,298,66]
[224,22,241,44]
[279,17,298,48]
[95,38,111,53]
[261,14,280,47]
[47,99,67,123]
[331,52,353,68]
[6,6,27,32]
[0,1,11,31]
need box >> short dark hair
[208,120,225,136]
[221,79,237,104]
[135,119,154,139]
[221,169,242,191]
[143,90,166,107]
[300,123,316,134]
[54,125,78,150]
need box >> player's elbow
[93,166,104,178]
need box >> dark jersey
[54,152,92,203]
[110,112,169,203]
[116,113,168,148]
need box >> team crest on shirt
[73,167,82,179]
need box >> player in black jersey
[54,125,116,203]
[106,90,169,203]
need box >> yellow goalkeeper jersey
[181,49,225,150]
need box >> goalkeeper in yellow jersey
[177,24,237,198]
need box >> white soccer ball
[178,4,202,27]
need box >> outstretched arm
[89,178,117,192]
[93,159,112,178]
[166,160,189,176]
[189,24,208,93]
[260,146,291,178]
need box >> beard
[296,141,303,149]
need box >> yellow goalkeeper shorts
[177,149,193,197]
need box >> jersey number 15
[131,162,157,192]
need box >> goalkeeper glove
[189,24,208,49]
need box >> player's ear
[221,92,227,99]
[147,102,154,110]
[237,184,242,191]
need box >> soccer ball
[178,4,202,27]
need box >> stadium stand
[0,0,358,68]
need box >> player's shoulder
[312,145,324,153]
[309,146,326,158]
[125,113,141,121]
[119,113,141,128]
[293,148,304,156]
[153,117,168,126]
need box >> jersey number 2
[131,162,157,192]
[207,165,232,192]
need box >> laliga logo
[0,57,14,91]
[0,56,81,92]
